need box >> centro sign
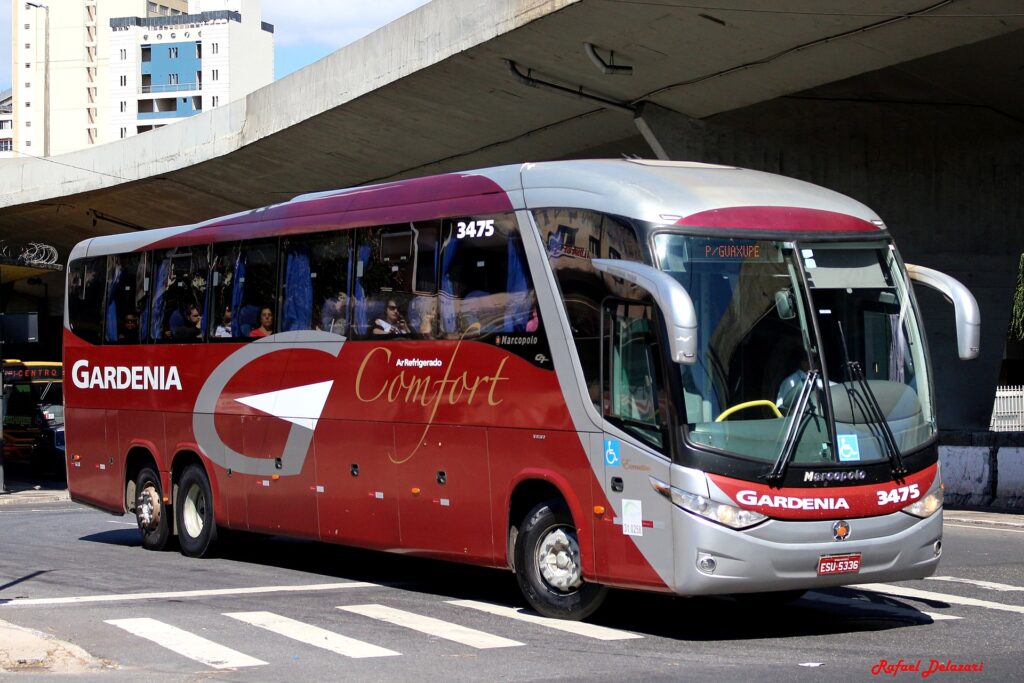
[192,331,344,477]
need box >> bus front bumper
[670,505,942,596]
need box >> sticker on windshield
[838,434,861,462]
[604,439,621,467]
[622,499,643,537]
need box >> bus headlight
[670,487,768,530]
[902,486,943,518]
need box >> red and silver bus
[64,159,979,619]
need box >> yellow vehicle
[2,360,64,475]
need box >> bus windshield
[653,234,934,468]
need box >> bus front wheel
[176,464,218,558]
[514,500,607,620]
[135,466,170,551]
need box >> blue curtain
[354,244,370,335]
[104,263,122,343]
[283,247,312,331]
[230,252,246,337]
[149,259,168,341]
[504,235,530,332]
[439,235,460,334]
[136,257,150,342]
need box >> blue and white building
[108,0,274,140]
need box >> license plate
[817,553,862,576]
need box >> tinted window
[67,257,106,344]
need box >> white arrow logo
[235,380,334,431]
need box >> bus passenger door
[394,424,492,563]
[594,301,675,589]
[314,419,400,550]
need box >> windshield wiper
[835,322,907,476]
[764,369,819,484]
[843,361,907,476]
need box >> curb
[0,490,71,506]
[0,619,104,674]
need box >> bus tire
[514,500,607,620]
[135,466,170,551]
[176,464,218,558]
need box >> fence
[991,385,1024,432]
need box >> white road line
[225,611,399,659]
[339,604,523,649]
[944,523,1024,535]
[448,600,643,641]
[1,581,377,607]
[105,617,266,669]
[852,583,1024,615]
[107,521,138,526]
[921,611,962,621]
[927,576,1024,592]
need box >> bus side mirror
[906,264,980,360]
[592,259,698,364]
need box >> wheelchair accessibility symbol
[837,434,861,462]
[604,439,621,467]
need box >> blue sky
[1,0,432,92]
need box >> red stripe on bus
[145,174,513,250]
[675,206,879,232]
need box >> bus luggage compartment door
[394,423,492,563]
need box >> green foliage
[1011,253,1024,341]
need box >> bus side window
[282,232,351,336]
[535,208,644,411]
[438,213,535,339]
[67,257,106,345]
[151,246,210,343]
[603,300,666,451]
[104,252,149,344]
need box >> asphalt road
[0,500,1021,681]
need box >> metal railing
[141,83,201,94]
[991,385,1024,432]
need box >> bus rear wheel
[135,466,170,551]
[514,500,607,620]
[176,464,218,558]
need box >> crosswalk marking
[105,617,266,669]
[224,611,399,658]
[927,576,1024,592]
[339,604,523,649]
[853,583,1024,615]
[2,581,377,608]
[448,600,643,640]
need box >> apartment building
[10,0,273,157]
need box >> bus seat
[237,305,260,336]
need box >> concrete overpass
[1,0,1023,491]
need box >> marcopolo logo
[71,359,182,391]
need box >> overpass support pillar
[633,101,746,163]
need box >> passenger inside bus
[119,313,140,343]
[172,305,203,342]
[249,307,274,337]
[213,308,232,338]
[320,291,348,336]
[373,298,411,335]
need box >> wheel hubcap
[536,527,583,592]
[182,483,205,539]
[136,485,161,530]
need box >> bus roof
[70,159,884,261]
